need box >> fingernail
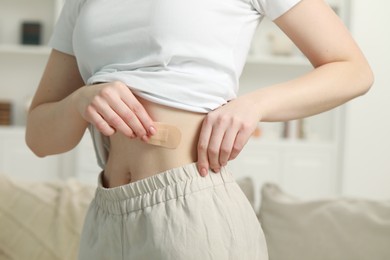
[213,168,220,173]
[149,126,157,135]
[201,168,208,177]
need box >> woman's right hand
[76,81,156,140]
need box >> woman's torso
[103,96,206,188]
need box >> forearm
[249,60,373,122]
[26,89,88,157]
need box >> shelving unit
[0,0,350,205]
[0,0,63,48]
[0,0,64,126]
[241,0,350,145]
[0,0,67,181]
[0,44,51,55]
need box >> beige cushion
[236,177,255,208]
[0,175,95,260]
[258,183,390,260]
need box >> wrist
[68,86,89,125]
[241,92,265,122]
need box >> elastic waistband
[93,163,235,215]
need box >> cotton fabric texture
[79,163,268,259]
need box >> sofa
[0,174,389,260]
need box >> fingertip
[104,127,116,137]
[201,167,208,177]
[220,160,228,167]
[197,166,208,177]
[126,132,136,139]
[149,126,157,135]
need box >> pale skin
[26,0,373,176]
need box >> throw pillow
[236,177,256,208]
[258,183,390,260]
[0,174,95,260]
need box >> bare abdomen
[103,96,206,188]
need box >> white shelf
[0,44,51,55]
[0,0,63,47]
[0,125,24,132]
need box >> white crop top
[49,0,301,168]
[49,0,301,113]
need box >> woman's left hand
[197,95,262,176]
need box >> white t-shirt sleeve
[48,0,84,55]
[251,0,302,20]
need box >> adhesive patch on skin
[146,122,182,149]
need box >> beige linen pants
[78,163,268,260]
